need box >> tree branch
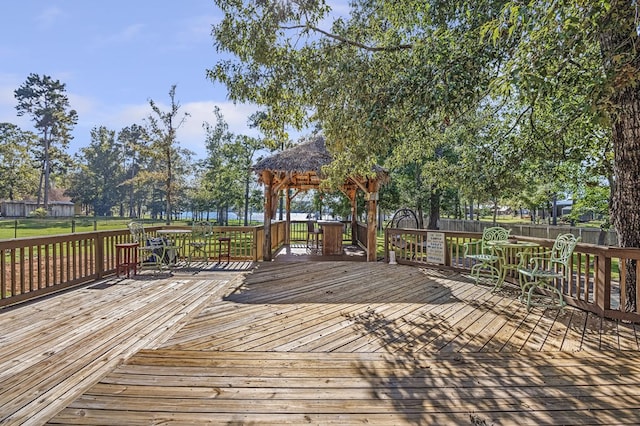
[281,24,414,52]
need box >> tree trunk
[610,84,640,312]
[492,198,498,225]
[243,173,250,226]
[601,1,640,311]
[165,148,172,225]
[36,163,43,207]
[416,204,424,229]
[427,186,440,230]
[414,163,424,228]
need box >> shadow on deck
[3,261,640,424]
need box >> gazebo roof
[253,134,388,188]
[253,135,332,178]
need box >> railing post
[252,227,258,261]
[384,228,389,263]
[595,251,611,314]
[96,232,105,279]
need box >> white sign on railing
[426,232,446,264]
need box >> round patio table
[156,229,192,263]
[487,240,540,292]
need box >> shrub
[28,207,48,218]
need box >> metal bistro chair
[518,233,580,311]
[127,222,174,274]
[188,221,213,265]
[463,226,511,285]
[306,220,323,253]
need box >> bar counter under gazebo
[252,134,389,262]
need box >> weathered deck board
[50,350,640,425]
[0,271,242,426]
[1,260,640,424]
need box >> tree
[146,85,190,224]
[209,0,515,234]
[14,74,78,210]
[226,135,264,225]
[117,124,149,218]
[485,1,640,309]
[66,126,124,216]
[0,123,39,200]
[211,1,640,307]
[200,107,265,226]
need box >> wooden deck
[2,261,640,425]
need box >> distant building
[0,200,75,218]
[560,201,598,222]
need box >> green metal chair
[127,222,174,274]
[188,221,213,265]
[518,233,580,311]
[463,226,511,285]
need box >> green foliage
[14,73,78,208]
[118,124,151,218]
[0,123,39,200]
[209,0,639,252]
[66,126,125,216]
[201,107,265,225]
[145,85,192,224]
[28,207,48,218]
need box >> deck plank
[0,274,239,426]
[50,350,640,426]
[1,261,639,424]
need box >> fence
[385,227,640,323]
[439,219,618,246]
[5,222,637,324]
[0,224,276,308]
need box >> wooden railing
[0,224,267,308]
[385,228,640,323]
[290,220,355,244]
[6,223,637,324]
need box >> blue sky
[0,1,330,160]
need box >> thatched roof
[253,134,388,185]
[253,134,332,176]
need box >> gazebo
[253,134,389,262]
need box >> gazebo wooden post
[366,180,380,262]
[285,188,292,245]
[346,188,358,245]
[262,171,273,261]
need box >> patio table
[487,240,540,292]
[156,229,192,263]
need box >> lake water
[179,212,315,223]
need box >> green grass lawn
[454,214,606,228]
[0,218,177,240]
[0,217,265,240]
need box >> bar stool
[115,242,139,277]
[218,236,231,263]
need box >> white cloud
[35,6,67,30]
[69,99,261,159]
[178,101,261,158]
[176,14,217,45]
[91,24,145,48]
